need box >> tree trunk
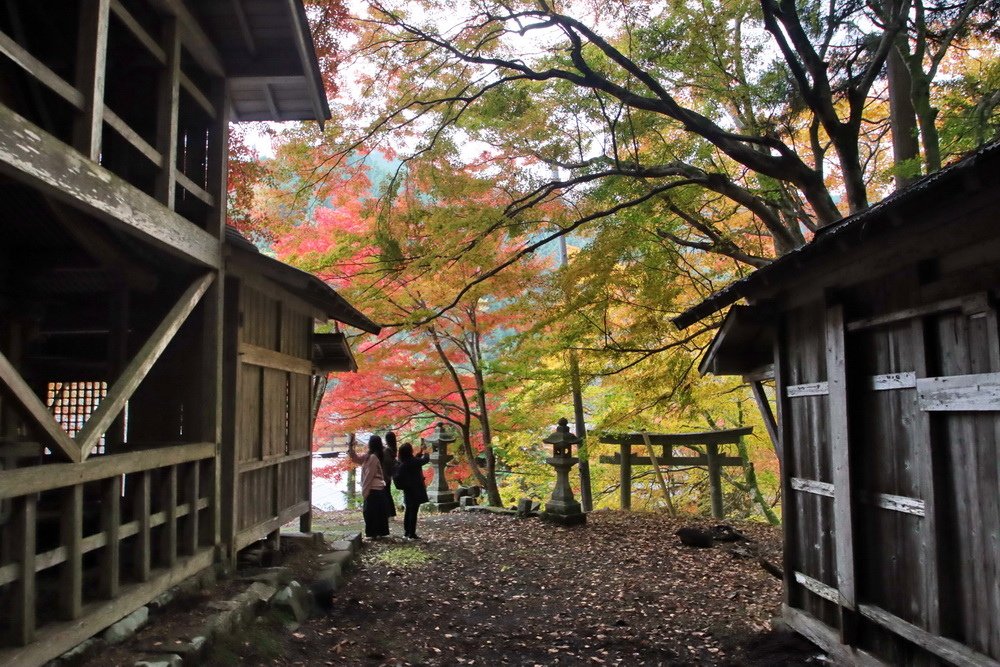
[887,35,921,187]
[832,128,869,214]
[910,70,942,173]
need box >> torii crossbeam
[598,427,752,517]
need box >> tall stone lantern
[542,417,586,525]
[425,422,459,513]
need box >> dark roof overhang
[673,140,1000,331]
[313,332,358,372]
[698,304,775,377]
[195,0,331,124]
[224,230,381,335]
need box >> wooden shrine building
[0,2,378,664]
[675,141,1000,665]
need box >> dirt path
[226,509,816,666]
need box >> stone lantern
[542,417,586,525]
[424,422,459,513]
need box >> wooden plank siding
[226,281,315,557]
[776,270,1000,663]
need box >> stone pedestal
[426,422,459,513]
[543,455,586,525]
[541,417,586,525]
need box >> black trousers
[403,497,421,537]
[363,491,390,537]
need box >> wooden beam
[103,107,162,167]
[73,0,111,161]
[59,485,84,620]
[239,343,313,376]
[147,0,225,77]
[786,382,829,397]
[0,350,81,463]
[175,171,215,207]
[0,442,215,499]
[916,372,1000,411]
[76,274,214,458]
[790,477,835,497]
[0,29,85,109]
[155,17,181,209]
[826,303,858,642]
[858,604,1000,667]
[230,0,257,55]
[109,0,166,63]
[794,571,839,603]
[845,293,985,332]
[282,0,327,123]
[0,104,220,266]
[749,380,782,462]
[598,453,743,467]
[179,73,216,119]
[238,449,311,473]
[867,371,916,391]
[598,426,753,447]
[234,500,311,552]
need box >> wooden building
[674,142,1000,665]
[0,2,377,664]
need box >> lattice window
[47,381,108,454]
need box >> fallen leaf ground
[228,509,820,666]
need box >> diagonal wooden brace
[76,272,215,460]
[0,351,82,463]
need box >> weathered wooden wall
[224,279,314,554]
[777,251,1000,665]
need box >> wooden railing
[0,442,218,666]
[0,0,223,230]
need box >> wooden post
[911,317,944,636]
[182,461,200,555]
[775,319,799,609]
[155,17,181,209]
[706,443,725,519]
[220,278,242,566]
[161,465,178,567]
[59,485,84,619]
[99,475,121,598]
[11,494,36,645]
[73,0,110,160]
[620,443,631,510]
[826,303,858,643]
[135,470,151,582]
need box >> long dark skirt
[363,490,390,537]
[382,485,397,518]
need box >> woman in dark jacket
[394,442,430,540]
[382,432,399,520]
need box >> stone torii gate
[598,427,751,517]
